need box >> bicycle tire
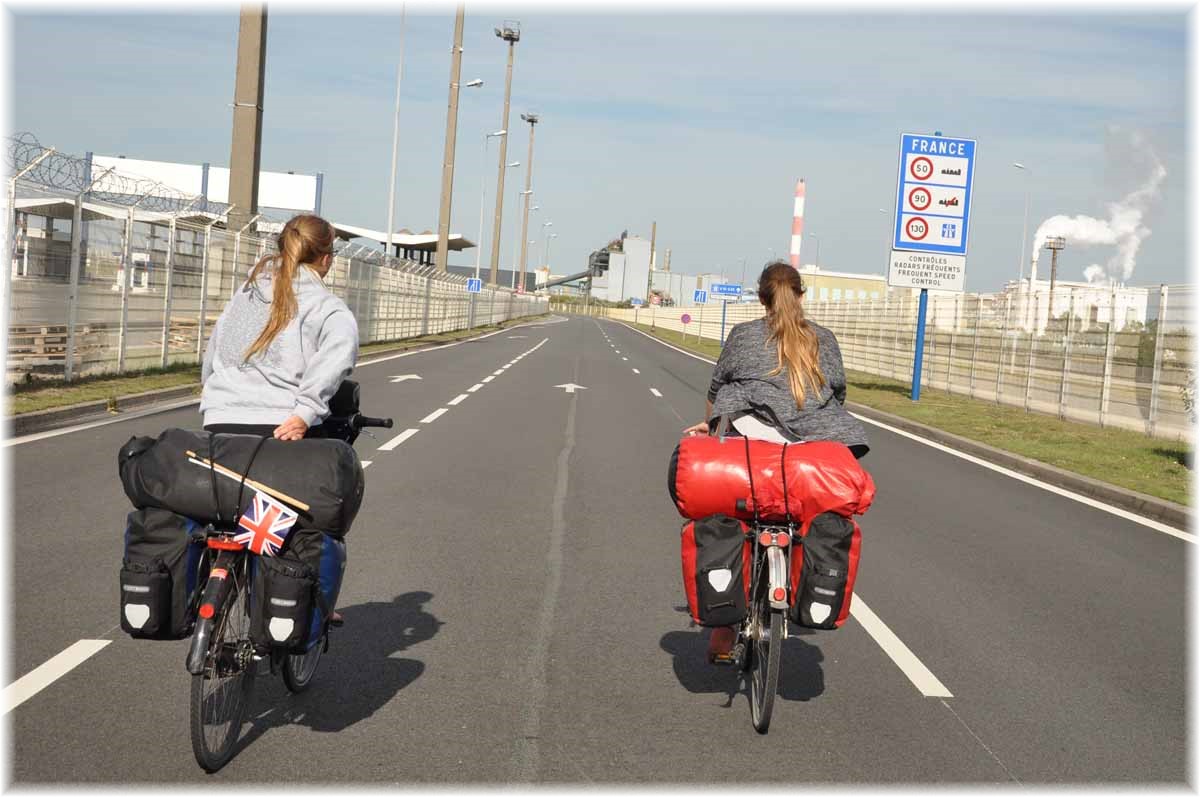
[749,603,783,734]
[189,573,256,773]
[282,637,324,693]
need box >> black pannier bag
[789,512,861,630]
[251,528,346,652]
[118,428,364,537]
[680,515,751,627]
[120,508,205,639]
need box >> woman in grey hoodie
[201,214,359,441]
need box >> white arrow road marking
[389,374,422,383]
[650,388,663,397]
[468,384,485,392]
[448,394,469,406]
[379,428,420,451]
[554,383,587,394]
[2,640,111,715]
[421,408,448,424]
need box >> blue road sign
[693,289,708,304]
[892,133,976,256]
[711,283,741,298]
[466,278,482,293]
[630,298,644,306]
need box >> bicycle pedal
[710,650,738,667]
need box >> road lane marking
[483,376,495,383]
[389,374,422,383]
[361,460,373,469]
[358,321,544,367]
[851,596,953,698]
[853,414,1196,542]
[617,318,1188,537]
[421,408,448,424]
[622,357,628,361]
[615,350,620,354]
[650,388,663,397]
[2,640,111,715]
[378,428,420,451]
[493,369,505,375]
[468,384,484,392]
[632,368,640,374]
[448,394,469,406]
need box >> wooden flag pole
[185,450,312,512]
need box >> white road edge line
[617,319,1188,537]
[650,388,663,398]
[448,394,469,406]
[357,318,547,367]
[851,596,953,698]
[468,384,485,392]
[2,640,111,715]
[378,428,420,451]
[852,413,1195,543]
[421,408,449,424]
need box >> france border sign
[466,278,482,293]
[892,132,976,257]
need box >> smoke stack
[789,178,805,268]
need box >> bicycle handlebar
[355,415,393,430]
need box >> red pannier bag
[668,435,875,630]
[680,515,751,627]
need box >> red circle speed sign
[906,216,929,240]
[909,156,934,181]
[907,186,932,211]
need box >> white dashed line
[650,388,663,397]
[622,357,628,361]
[361,461,373,469]
[468,384,485,392]
[493,369,505,376]
[448,394,469,406]
[421,408,448,424]
[2,640,111,715]
[632,368,640,374]
[379,428,420,451]
[483,376,495,383]
[852,596,953,698]
[615,350,620,354]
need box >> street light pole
[474,130,506,280]
[385,2,407,258]
[517,112,540,292]
[1013,162,1032,284]
[227,4,267,235]
[434,5,467,273]
[489,21,520,286]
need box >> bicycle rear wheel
[282,637,323,693]
[189,571,256,772]
[749,597,783,734]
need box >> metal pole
[385,2,407,257]
[159,216,178,367]
[720,299,728,347]
[910,288,929,401]
[227,4,267,234]
[434,5,466,273]
[1057,288,1074,420]
[1017,173,1030,283]
[1148,285,1169,435]
[197,220,216,361]
[518,115,538,291]
[1024,295,1038,412]
[421,272,433,335]
[64,193,85,381]
[117,208,136,373]
[996,292,1011,403]
[1099,283,1118,426]
[489,29,518,286]
[968,295,981,398]
[5,147,56,326]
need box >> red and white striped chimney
[789,178,805,268]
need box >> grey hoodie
[200,263,359,428]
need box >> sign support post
[911,288,929,401]
[720,300,728,347]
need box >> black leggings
[203,423,327,439]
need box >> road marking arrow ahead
[390,374,422,383]
[554,383,587,394]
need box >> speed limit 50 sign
[891,132,976,257]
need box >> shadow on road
[241,590,442,741]
[659,621,825,707]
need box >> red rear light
[772,587,786,602]
[198,604,215,619]
[774,533,790,548]
[758,532,773,547]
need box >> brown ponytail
[757,261,825,406]
[243,214,336,361]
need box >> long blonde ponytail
[758,261,825,406]
[243,214,335,361]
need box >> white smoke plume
[1030,130,1166,285]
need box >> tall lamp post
[489,21,521,286]
[385,3,407,257]
[474,130,506,280]
[434,5,471,272]
[517,111,540,292]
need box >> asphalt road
[5,314,1188,784]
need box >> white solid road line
[3,398,202,448]
[421,408,449,424]
[468,384,485,392]
[851,596,953,698]
[357,320,542,367]
[378,428,420,451]
[650,388,663,398]
[632,368,640,374]
[853,413,1196,542]
[2,640,111,715]
[617,318,1186,537]
[483,375,496,383]
[448,394,469,406]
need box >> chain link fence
[601,285,1194,442]
[4,135,547,384]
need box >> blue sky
[11,8,1189,290]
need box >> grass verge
[7,314,550,417]
[624,320,1192,507]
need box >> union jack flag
[234,490,298,557]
